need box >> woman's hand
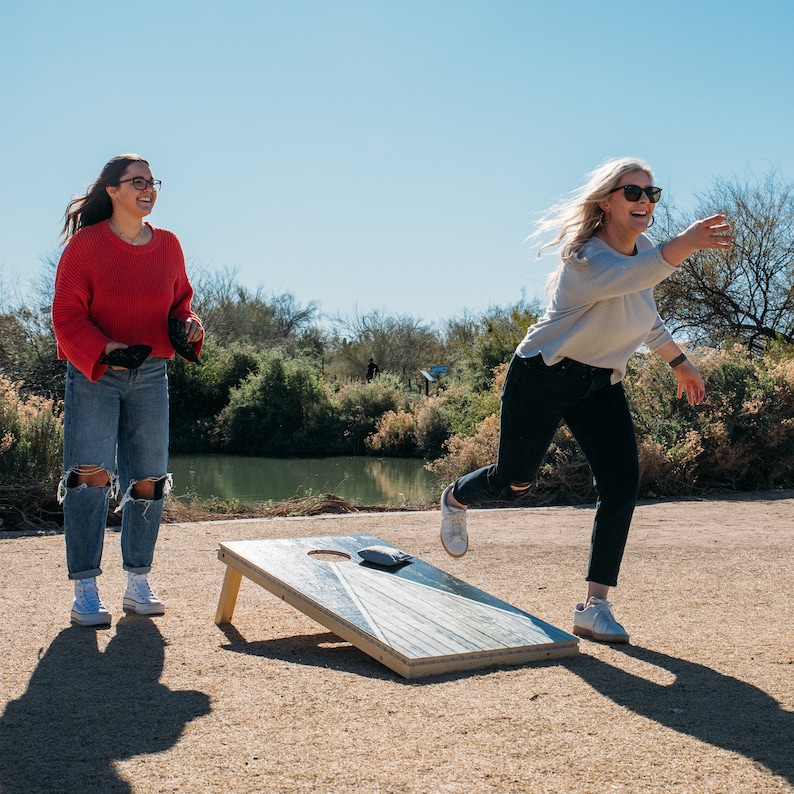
[661,214,732,266]
[680,214,733,250]
[673,360,706,405]
[184,319,204,344]
[103,340,128,370]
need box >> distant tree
[0,256,62,396]
[655,170,794,353]
[189,265,319,350]
[330,307,444,381]
[450,299,541,390]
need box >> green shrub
[331,374,411,455]
[221,351,333,455]
[0,375,63,485]
[366,410,418,456]
[626,344,794,494]
[169,339,261,451]
[430,344,794,502]
[438,368,503,439]
[427,413,500,484]
[413,396,452,458]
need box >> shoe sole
[572,625,629,643]
[70,610,112,627]
[123,597,165,616]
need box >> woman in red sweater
[52,154,204,627]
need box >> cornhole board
[216,534,578,679]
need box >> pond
[168,453,441,507]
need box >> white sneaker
[572,596,629,643]
[440,484,468,558]
[123,572,165,616]
[71,578,112,627]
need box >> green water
[168,453,440,506]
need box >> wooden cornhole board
[216,534,578,679]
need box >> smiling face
[106,161,157,220]
[599,169,655,237]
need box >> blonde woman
[439,157,731,642]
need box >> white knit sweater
[515,234,678,384]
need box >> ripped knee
[503,481,532,501]
[67,465,111,488]
[116,475,172,515]
[130,476,169,500]
[58,465,115,504]
[123,474,172,502]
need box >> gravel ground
[1,492,792,793]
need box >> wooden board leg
[215,566,242,625]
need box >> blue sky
[2,0,793,327]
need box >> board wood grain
[216,534,578,678]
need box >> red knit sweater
[52,221,203,381]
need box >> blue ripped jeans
[453,354,639,587]
[58,359,171,580]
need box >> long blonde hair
[531,157,655,263]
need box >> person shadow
[569,644,793,786]
[0,617,211,793]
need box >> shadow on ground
[0,617,211,793]
[219,625,578,684]
[569,644,794,787]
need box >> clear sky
[2,0,793,327]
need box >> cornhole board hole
[216,534,578,679]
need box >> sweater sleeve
[166,237,204,358]
[52,236,113,381]
[643,313,674,351]
[558,236,678,306]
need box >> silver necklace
[109,219,145,245]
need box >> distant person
[52,153,204,627]
[366,357,380,382]
[438,157,731,643]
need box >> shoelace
[588,598,624,629]
[130,576,156,601]
[445,510,467,540]
[76,585,105,611]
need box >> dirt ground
[1,492,792,793]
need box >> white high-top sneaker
[123,572,165,615]
[71,578,112,627]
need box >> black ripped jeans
[453,353,639,586]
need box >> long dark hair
[60,153,149,242]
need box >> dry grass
[0,485,427,535]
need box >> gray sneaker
[123,573,165,616]
[71,578,112,627]
[440,484,468,558]
[572,596,629,643]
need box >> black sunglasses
[608,184,662,203]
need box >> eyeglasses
[608,184,662,203]
[119,177,162,191]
